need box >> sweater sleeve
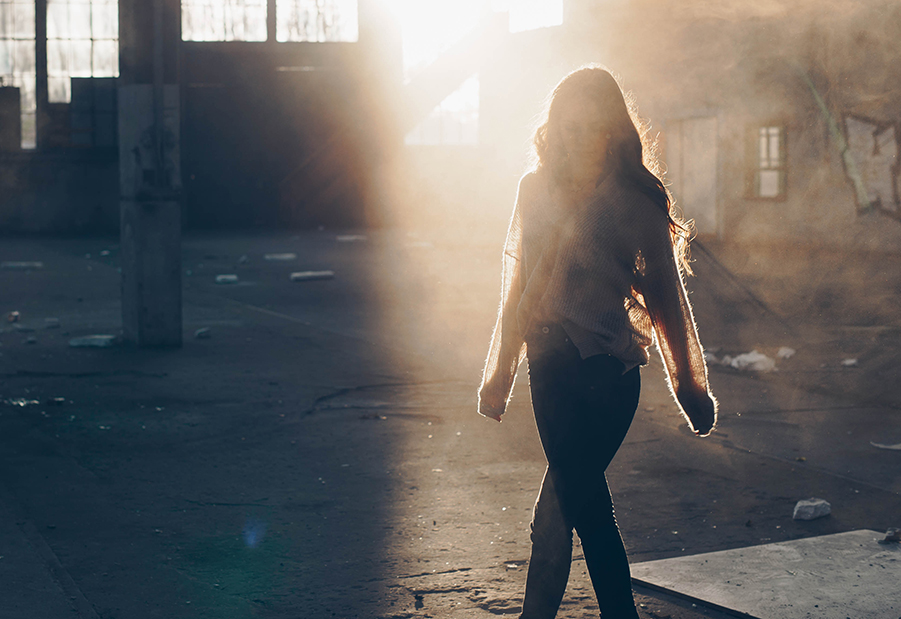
[478,178,530,419]
[638,209,717,436]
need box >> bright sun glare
[382,0,563,78]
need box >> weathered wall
[0,151,118,234]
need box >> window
[0,0,35,148]
[492,0,562,33]
[181,0,267,41]
[752,126,785,199]
[277,0,357,42]
[406,74,479,145]
[47,0,119,103]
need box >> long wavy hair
[531,66,693,275]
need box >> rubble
[194,328,211,339]
[879,528,900,544]
[792,498,831,521]
[7,311,19,323]
[776,347,795,360]
[870,441,901,451]
[264,253,297,261]
[841,358,859,367]
[1,261,44,270]
[215,274,239,284]
[44,318,60,329]
[722,350,777,372]
[290,270,335,282]
[336,234,367,242]
[68,335,118,348]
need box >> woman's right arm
[478,178,531,421]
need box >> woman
[478,66,718,619]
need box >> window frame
[747,123,787,201]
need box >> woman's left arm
[638,214,717,436]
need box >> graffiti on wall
[843,115,900,217]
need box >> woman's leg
[521,469,572,619]
[526,324,641,618]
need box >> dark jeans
[522,323,641,619]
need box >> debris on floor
[290,270,335,282]
[7,311,20,323]
[869,441,901,450]
[792,498,831,521]
[722,350,777,372]
[264,253,297,261]
[237,254,249,264]
[69,335,118,348]
[44,317,60,329]
[336,234,367,242]
[1,261,44,270]
[215,274,239,284]
[776,347,796,360]
[879,528,900,544]
[841,358,859,367]
[194,328,211,339]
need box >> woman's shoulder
[517,168,547,200]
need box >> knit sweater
[479,168,717,435]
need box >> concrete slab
[631,530,900,619]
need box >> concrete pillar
[118,0,182,347]
[120,201,181,346]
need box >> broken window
[406,74,479,145]
[750,126,785,199]
[844,116,899,215]
[277,0,358,42]
[0,0,36,148]
[181,0,267,41]
[47,0,119,103]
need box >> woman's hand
[478,385,507,422]
[675,386,717,437]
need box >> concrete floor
[0,228,899,619]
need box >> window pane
[759,133,768,167]
[0,39,11,73]
[277,0,358,42]
[47,3,67,39]
[768,130,780,164]
[14,2,34,38]
[69,3,92,38]
[758,170,780,198]
[13,38,32,74]
[48,75,70,102]
[22,111,35,148]
[0,6,12,39]
[92,38,116,76]
[92,3,117,39]
[182,0,268,41]
[47,39,68,75]
[69,39,91,76]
